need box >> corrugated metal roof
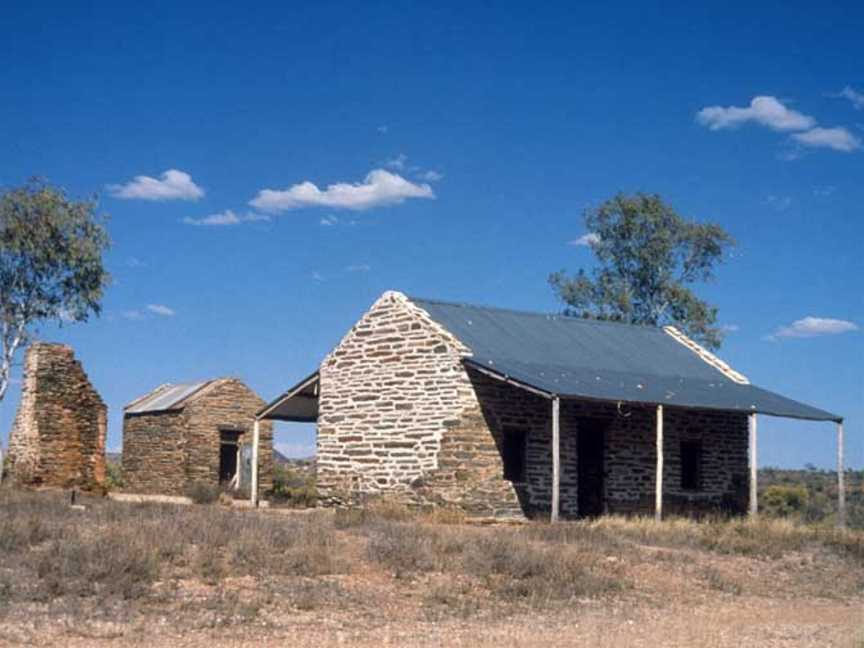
[411,297,841,423]
[125,381,213,414]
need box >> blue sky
[1,1,861,467]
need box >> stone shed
[6,343,107,491]
[122,378,273,496]
[257,291,845,522]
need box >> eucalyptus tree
[550,193,734,350]
[0,180,109,402]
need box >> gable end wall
[317,293,486,502]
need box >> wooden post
[551,396,560,523]
[837,422,846,529]
[251,418,260,505]
[655,404,663,522]
[749,413,758,516]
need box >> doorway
[219,430,241,484]
[577,418,608,517]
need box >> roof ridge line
[663,326,749,385]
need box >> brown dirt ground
[1,503,861,647]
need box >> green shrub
[762,485,809,518]
[106,462,124,490]
[270,464,317,508]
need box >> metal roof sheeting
[125,381,212,414]
[412,297,841,423]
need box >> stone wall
[7,343,107,491]
[317,292,470,502]
[122,378,273,496]
[315,293,750,519]
[121,410,187,494]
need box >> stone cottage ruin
[257,291,845,521]
[7,343,107,491]
[122,378,273,496]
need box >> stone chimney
[7,343,107,491]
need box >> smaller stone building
[7,343,107,491]
[122,378,273,496]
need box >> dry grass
[0,488,861,646]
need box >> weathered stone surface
[122,378,272,496]
[7,343,107,491]
[315,292,750,519]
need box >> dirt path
[17,596,861,648]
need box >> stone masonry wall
[122,410,188,495]
[419,369,561,518]
[7,343,107,491]
[317,292,472,502]
[184,379,273,493]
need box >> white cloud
[108,169,204,201]
[121,310,143,321]
[764,195,792,211]
[813,185,837,197]
[146,304,175,317]
[346,264,371,273]
[833,86,864,110]
[569,233,600,247]
[182,209,270,227]
[250,169,434,212]
[320,215,338,226]
[419,170,444,182]
[772,316,858,339]
[791,127,862,152]
[696,96,816,132]
[384,154,407,170]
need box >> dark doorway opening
[501,426,528,483]
[219,430,241,484]
[577,418,608,517]
[680,439,703,491]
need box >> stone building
[259,291,842,520]
[7,343,107,491]
[122,378,273,496]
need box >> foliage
[105,462,124,490]
[549,193,734,349]
[0,179,110,401]
[759,466,864,529]
[270,463,317,508]
[762,484,809,518]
